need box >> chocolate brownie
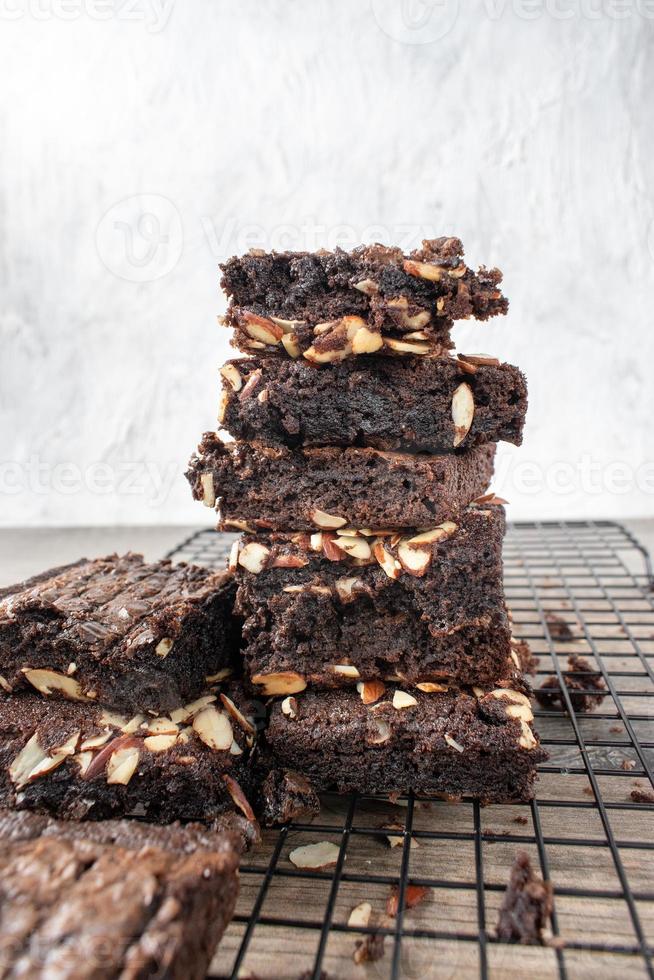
[0,553,237,713]
[233,507,515,690]
[0,686,260,825]
[496,851,554,944]
[188,433,495,532]
[259,769,320,826]
[219,238,507,360]
[218,354,527,452]
[264,685,546,803]
[0,809,240,979]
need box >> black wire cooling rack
[169,521,654,980]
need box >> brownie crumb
[630,787,654,804]
[535,655,605,712]
[513,815,529,826]
[260,769,320,826]
[544,613,577,641]
[353,934,385,965]
[610,725,624,734]
[497,851,553,944]
[386,884,431,917]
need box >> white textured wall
[1,0,653,526]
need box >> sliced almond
[192,705,233,751]
[310,508,347,529]
[518,721,537,750]
[205,667,233,684]
[241,312,283,346]
[229,739,243,756]
[491,688,531,707]
[228,539,240,572]
[220,363,242,391]
[289,840,341,870]
[155,637,174,659]
[384,337,431,355]
[396,540,431,577]
[80,731,112,751]
[444,734,464,753]
[392,690,417,710]
[270,316,305,332]
[357,680,386,705]
[75,751,94,776]
[506,703,534,722]
[9,733,49,788]
[309,532,324,551]
[142,717,179,736]
[457,353,500,367]
[353,278,378,295]
[452,383,475,447]
[281,333,301,358]
[238,542,270,574]
[333,535,371,560]
[368,716,391,745]
[348,901,372,927]
[0,674,12,693]
[403,258,444,281]
[217,390,229,425]
[415,682,448,693]
[220,693,256,736]
[373,541,401,580]
[200,472,215,508]
[144,733,178,752]
[303,344,350,364]
[170,694,217,725]
[352,325,383,354]
[281,695,298,718]
[332,664,360,678]
[106,746,140,785]
[223,773,256,821]
[406,522,457,548]
[21,668,90,702]
[334,576,362,601]
[251,672,307,696]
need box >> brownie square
[0,685,260,827]
[264,684,546,803]
[0,808,240,979]
[219,238,507,361]
[188,434,495,532]
[218,354,527,453]
[233,506,514,690]
[0,554,237,713]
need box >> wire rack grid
[169,521,654,980]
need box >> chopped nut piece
[415,682,448,693]
[403,258,444,281]
[9,734,50,788]
[458,352,500,367]
[220,363,243,391]
[155,637,174,659]
[518,721,537,750]
[396,540,431,576]
[270,316,305,332]
[348,901,372,927]
[228,540,240,572]
[80,731,112,751]
[368,715,391,745]
[220,693,256,736]
[217,389,229,425]
[143,733,178,752]
[452,382,475,447]
[332,664,361,678]
[310,508,348,529]
[406,522,457,548]
[169,695,216,724]
[384,337,431,355]
[21,668,90,702]
[357,680,386,705]
[288,840,341,870]
[241,312,284,345]
[392,690,418,710]
[281,696,298,718]
[373,541,401,579]
[106,745,140,785]
[353,278,379,295]
[0,674,12,693]
[444,733,465,752]
[223,774,256,821]
[386,883,431,917]
[281,332,301,358]
[334,576,362,601]
[333,535,371,560]
[238,541,270,574]
[205,666,233,684]
[251,672,307,696]
[352,324,384,354]
[192,705,234,751]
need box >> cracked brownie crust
[0,554,237,713]
[218,354,527,453]
[187,434,495,531]
[264,685,546,803]
[0,809,240,979]
[232,507,516,689]
[0,686,260,825]
[220,238,507,361]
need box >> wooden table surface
[1,521,652,979]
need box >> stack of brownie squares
[0,554,261,842]
[188,236,546,803]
